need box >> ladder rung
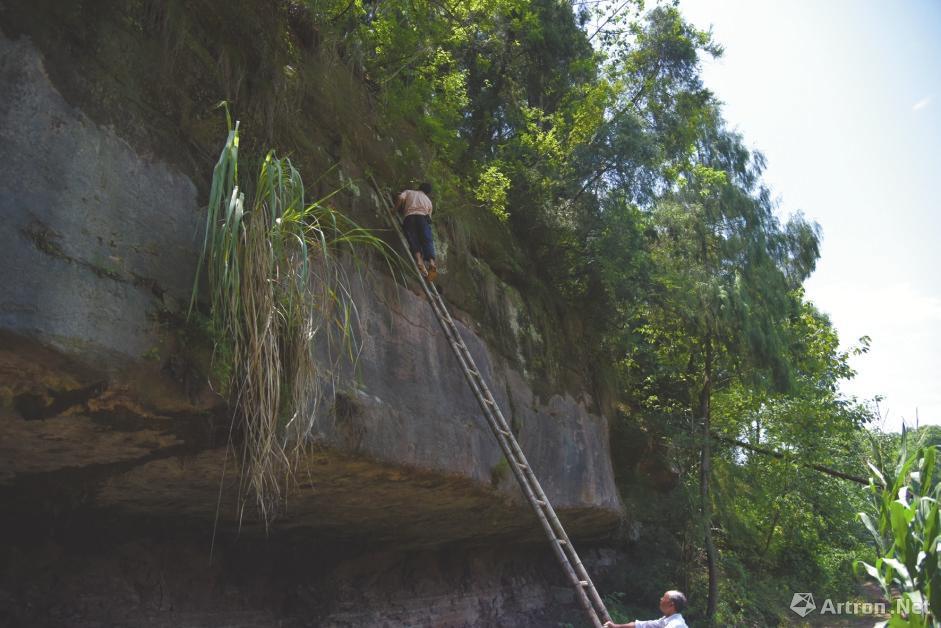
[536,500,546,507]
[579,580,589,587]
[484,398,496,405]
[498,429,511,436]
[557,539,567,546]
[516,462,528,469]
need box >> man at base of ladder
[394,182,438,282]
[604,590,688,628]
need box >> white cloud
[864,282,941,326]
[810,280,941,332]
[913,95,933,111]
[805,279,941,429]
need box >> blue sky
[676,0,941,431]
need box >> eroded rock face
[0,33,201,364]
[0,28,622,627]
[0,30,620,529]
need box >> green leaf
[860,512,887,554]
[884,557,914,589]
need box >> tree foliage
[299,1,882,623]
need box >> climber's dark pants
[403,214,435,262]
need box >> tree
[644,122,821,621]
[707,303,873,620]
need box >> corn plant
[191,115,396,526]
[857,435,941,627]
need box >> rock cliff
[0,7,625,626]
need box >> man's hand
[603,622,634,628]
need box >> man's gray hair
[666,590,687,613]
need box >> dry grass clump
[192,115,393,525]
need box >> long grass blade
[192,121,397,527]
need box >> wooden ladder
[371,179,611,628]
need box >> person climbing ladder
[394,182,437,282]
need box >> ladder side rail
[411,265,605,628]
[427,275,611,624]
[369,181,607,626]
[416,233,611,623]
[431,284,610,621]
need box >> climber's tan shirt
[399,190,433,218]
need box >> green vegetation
[858,430,941,627]
[304,1,883,623]
[490,456,511,487]
[191,115,394,524]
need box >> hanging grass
[191,114,396,526]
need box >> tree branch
[711,432,868,486]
